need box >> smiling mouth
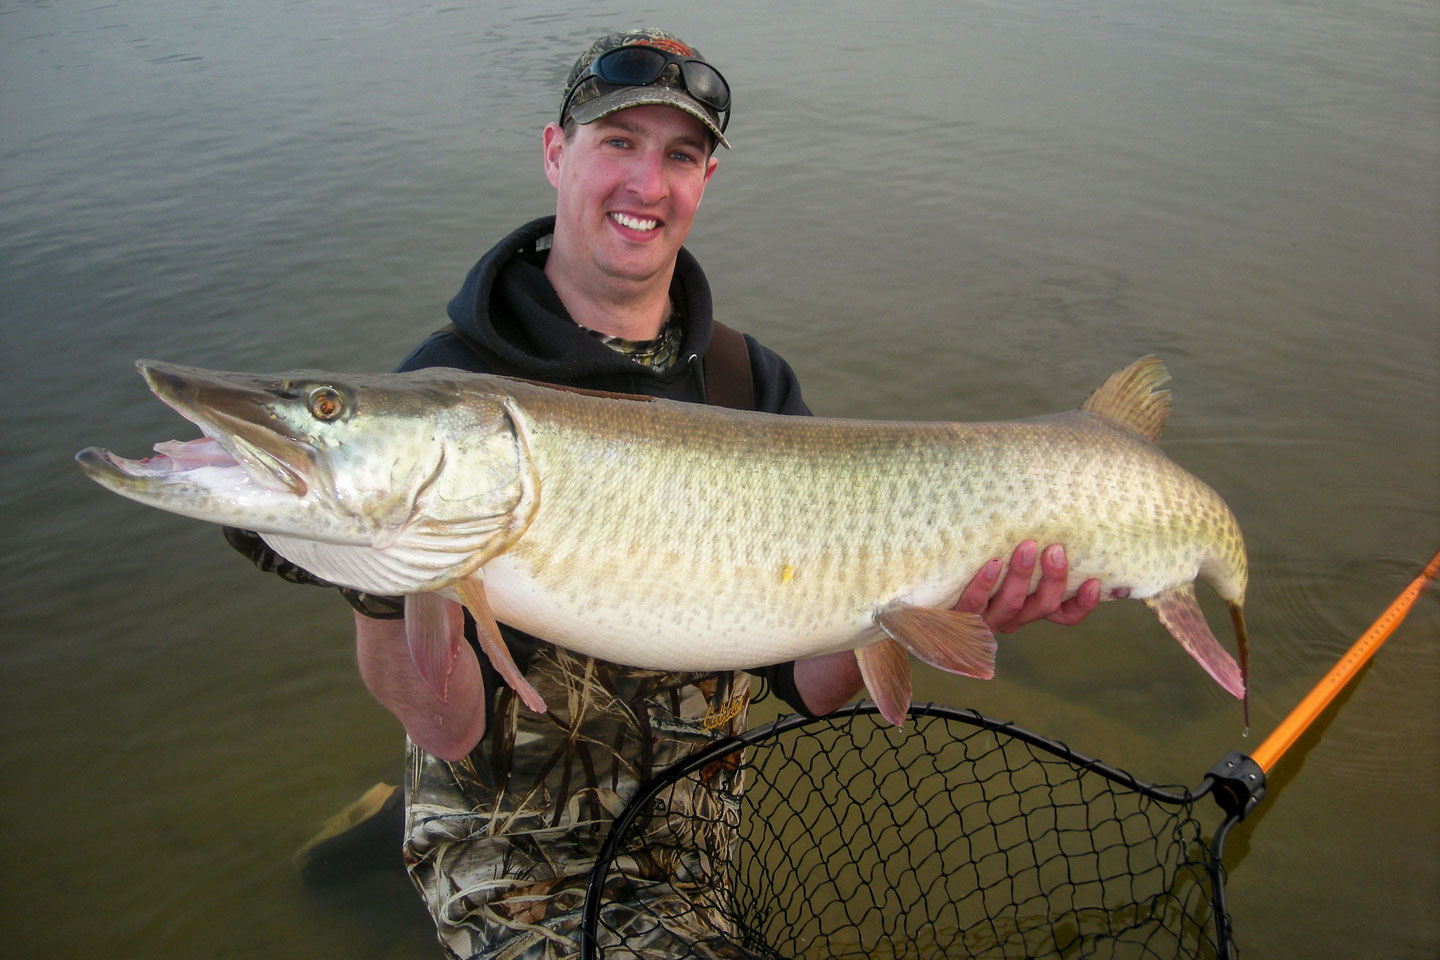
[610,212,659,232]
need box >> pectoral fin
[874,603,997,679]
[855,638,912,727]
[403,592,465,702]
[456,575,547,714]
[1144,583,1245,699]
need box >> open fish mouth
[77,435,304,500]
[81,436,237,482]
[76,360,309,498]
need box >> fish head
[76,362,537,568]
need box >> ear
[542,123,566,188]
[696,154,718,206]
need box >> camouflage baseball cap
[560,28,731,149]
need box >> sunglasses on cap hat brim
[560,44,731,135]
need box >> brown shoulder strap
[704,321,756,411]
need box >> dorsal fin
[1079,355,1172,443]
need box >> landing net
[580,703,1236,959]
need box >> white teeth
[611,212,658,231]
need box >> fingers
[1009,543,1074,628]
[955,556,1004,615]
[1047,576,1101,626]
[982,541,1039,633]
[960,542,1100,634]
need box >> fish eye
[308,386,344,421]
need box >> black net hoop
[580,703,1241,959]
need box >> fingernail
[1018,542,1037,567]
[983,558,1002,579]
[1046,544,1065,567]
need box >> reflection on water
[2,1,1436,958]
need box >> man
[246,28,1098,958]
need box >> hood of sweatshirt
[444,217,717,390]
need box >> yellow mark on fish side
[779,563,795,584]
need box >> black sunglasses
[561,45,731,132]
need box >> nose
[624,148,668,206]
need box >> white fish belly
[479,550,902,670]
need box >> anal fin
[456,575,547,714]
[855,638,912,727]
[875,603,996,680]
[1144,583,1245,700]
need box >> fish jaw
[75,440,314,531]
[76,361,371,543]
[137,360,319,498]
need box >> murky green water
[2,1,1436,957]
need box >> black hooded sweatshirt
[399,216,815,713]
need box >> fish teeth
[611,212,658,231]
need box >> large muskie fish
[77,357,1250,732]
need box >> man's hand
[955,541,1100,633]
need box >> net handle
[1249,547,1440,773]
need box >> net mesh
[582,704,1232,960]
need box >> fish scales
[480,378,1242,671]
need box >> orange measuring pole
[1250,548,1440,774]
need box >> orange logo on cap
[638,37,693,58]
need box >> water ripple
[1250,548,1440,788]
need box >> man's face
[543,104,718,295]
